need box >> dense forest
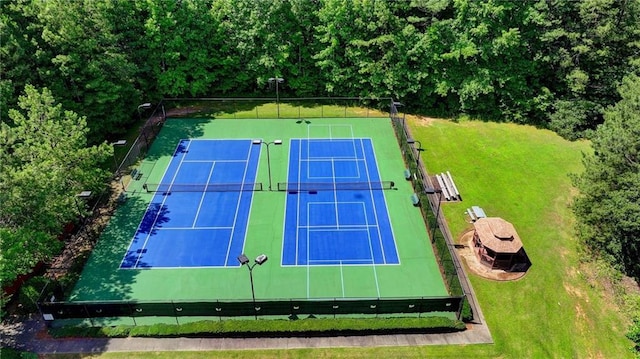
[1,0,640,330]
[2,0,639,143]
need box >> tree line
[1,0,639,299]
[2,0,639,143]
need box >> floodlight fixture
[268,77,285,118]
[255,254,268,265]
[237,254,250,266]
[254,140,283,190]
[237,252,269,319]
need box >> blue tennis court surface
[282,138,399,266]
[120,139,260,269]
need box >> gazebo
[472,217,531,272]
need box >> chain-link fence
[389,101,473,321]
[38,295,464,324]
[37,98,472,324]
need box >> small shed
[472,217,531,272]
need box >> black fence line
[38,296,464,322]
[389,101,478,323]
[159,97,391,119]
[37,98,470,324]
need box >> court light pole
[75,190,92,222]
[406,139,423,167]
[137,102,152,122]
[110,139,127,171]
[252,139,283,191]
[237,253,268,320]
[268,77,284,118]
[424,188,443,243]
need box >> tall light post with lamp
[237,253,268,319]
[252,139,282,191]
[75,190,92,223]
[137,102,152,121]
[110,139,127,171]
[406,139,423,167]
[268,77,284,118]
[137,103,153,144]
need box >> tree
[531,0,640,137]
[0,85,113,283]
[33,0,141,142]
[573,75,640,279]
[142,0,229,97]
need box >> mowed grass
[44,117,632,359]
[411,117,632,358]
[213,102,388,119]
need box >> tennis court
[121,139,260,269]
[69,115,449,314]
[282,135,398,266]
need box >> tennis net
[277,181,394,192]
[143,182,263,193]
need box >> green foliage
[17,276,49,313]
[3,0,639,139]
[628,319,640,356]
[548,100,600,140]
[0,85,112,284]
[49,316,465,338]
[32,0,142,142]
[0,292,11,319]
[573,75,640,278]
[0,348,37,359]
[0,228,59,285]
[460,298,473,322]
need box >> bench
[446,171,461,199]
[410,193,420,206]
[404,168,411,180]
[441,172,457,200]
[435,174,452,201]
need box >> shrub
[17,276,49,314]
[628,318,640,356]
[50,316,466,338]
[0,348,37,359]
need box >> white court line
[182,159,248,163]
[155,226,233,230]
[358,138,387,264]
[361,191,381,297]
[304,158,361,162]
[280,139,292,267]
[309,258,374,264]
[192,162,216,227]
[304,224,375,230]
[296,139,303,266]
[224,142,253,266]
[306,174,311,298]
[121,264,233,270]
[132,140,193,269]
[365,138,401,265]
[332,158,339,229]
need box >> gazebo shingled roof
[473,217,523,253]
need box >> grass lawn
[43,116,632,358]
[410,117,632,358]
